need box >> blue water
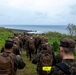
[0,25,68,34]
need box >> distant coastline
[9,28,36,33]
[0,25,68,34]
[0,27,37,33]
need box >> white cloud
[0,0,76,25]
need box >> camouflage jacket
[0,52,25,75]
[49,59,76,75]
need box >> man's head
[4,42,13,52]
[36,34,39,37]
[59,38,75,57]
[42,33,45,37]
[41,44,48,50]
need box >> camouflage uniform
[32,44,55,64]
[34,35,41,54]
[49,59,76,75]
[32,44,55,75]
[0,42,25,75]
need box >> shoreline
[0,27,37,33]
[0,27,68,34]
[0,27,45,34]
[0,25,68,34]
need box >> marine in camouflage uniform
[32,42,56,75]
[1,40,21,55]
[39,34,48,52]
[0,42,25,75]
[34,34,41,54]
[49,38,76,75]
[27,36,35,60]
[32,39,55,65]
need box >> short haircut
[5,42,13,49]
[60,38,75,54]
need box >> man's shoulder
[0,52,15,56]
[62,59,76,65]
[50,59,76,75]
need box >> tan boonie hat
[60,38,75,48]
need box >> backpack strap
[55,63,71,74]
[52,52,56,65]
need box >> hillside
[0,28,76,75]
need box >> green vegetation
[17,51,37,75]
[0,28,14,49]
[45,31,76,54]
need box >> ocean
[0,25,68,34]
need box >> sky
[0,0,76,25]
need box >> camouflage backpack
[0,52,15,75]
[37,50,53,75]
[28,39,35,50]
